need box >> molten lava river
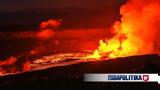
[1,0,160,76]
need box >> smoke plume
[118,0,160,54]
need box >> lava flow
[0,0,160,76]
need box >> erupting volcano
[89,0,160,59]
[0,0,160,76]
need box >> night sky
[0,0,127,30]
[0,0,126,11]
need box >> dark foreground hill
[0,54,160,90]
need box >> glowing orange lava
[88,0,160,59]
[88,21,141,59]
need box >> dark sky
[0,0,127,58]
[0,0,127,29]
[0,0,126,11]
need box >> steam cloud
[29,19,61,55]
[118,0,160,54]
[1,0,160,74]
[9,19,60,40]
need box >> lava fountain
[0,0,160,76]
[89,0,160,59]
